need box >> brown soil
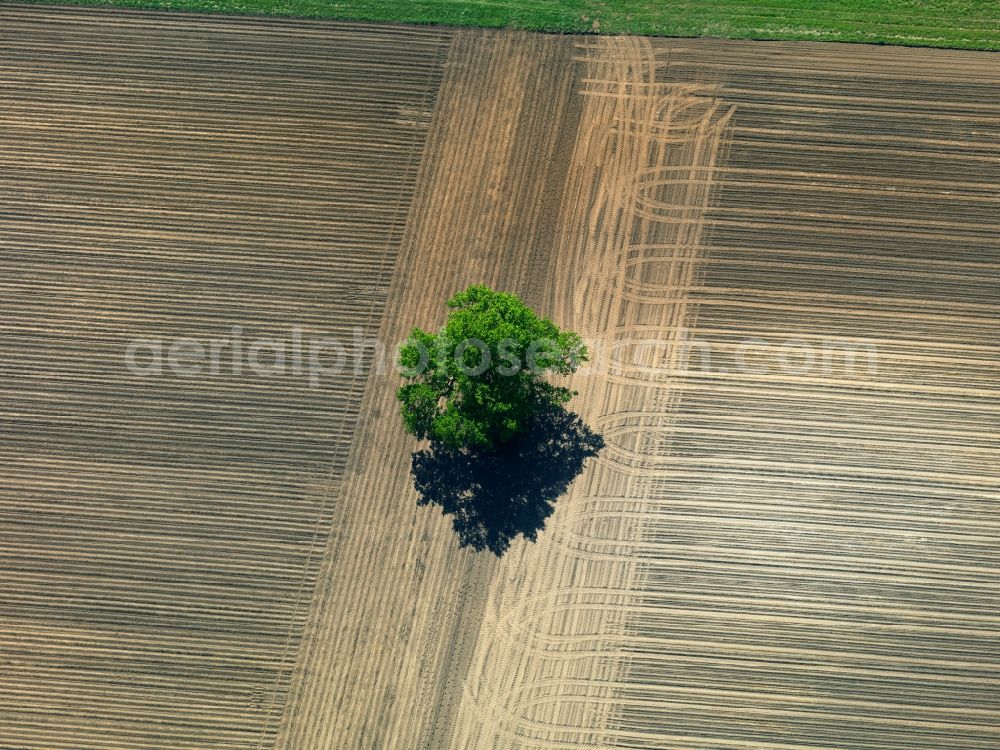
[2,6,999,750]
[0,6,448,749]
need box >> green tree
[397,285,587,450]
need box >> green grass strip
[16,0,1000,50]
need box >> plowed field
[1,6,998,750]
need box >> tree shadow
[411,405,604,557]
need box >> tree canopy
[397,285,587,450]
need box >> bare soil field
[1,6,999,750]
[448,37,1000,750]
[0,6,448,748]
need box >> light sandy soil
[274,29,584,750]
[1,6,999,750]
